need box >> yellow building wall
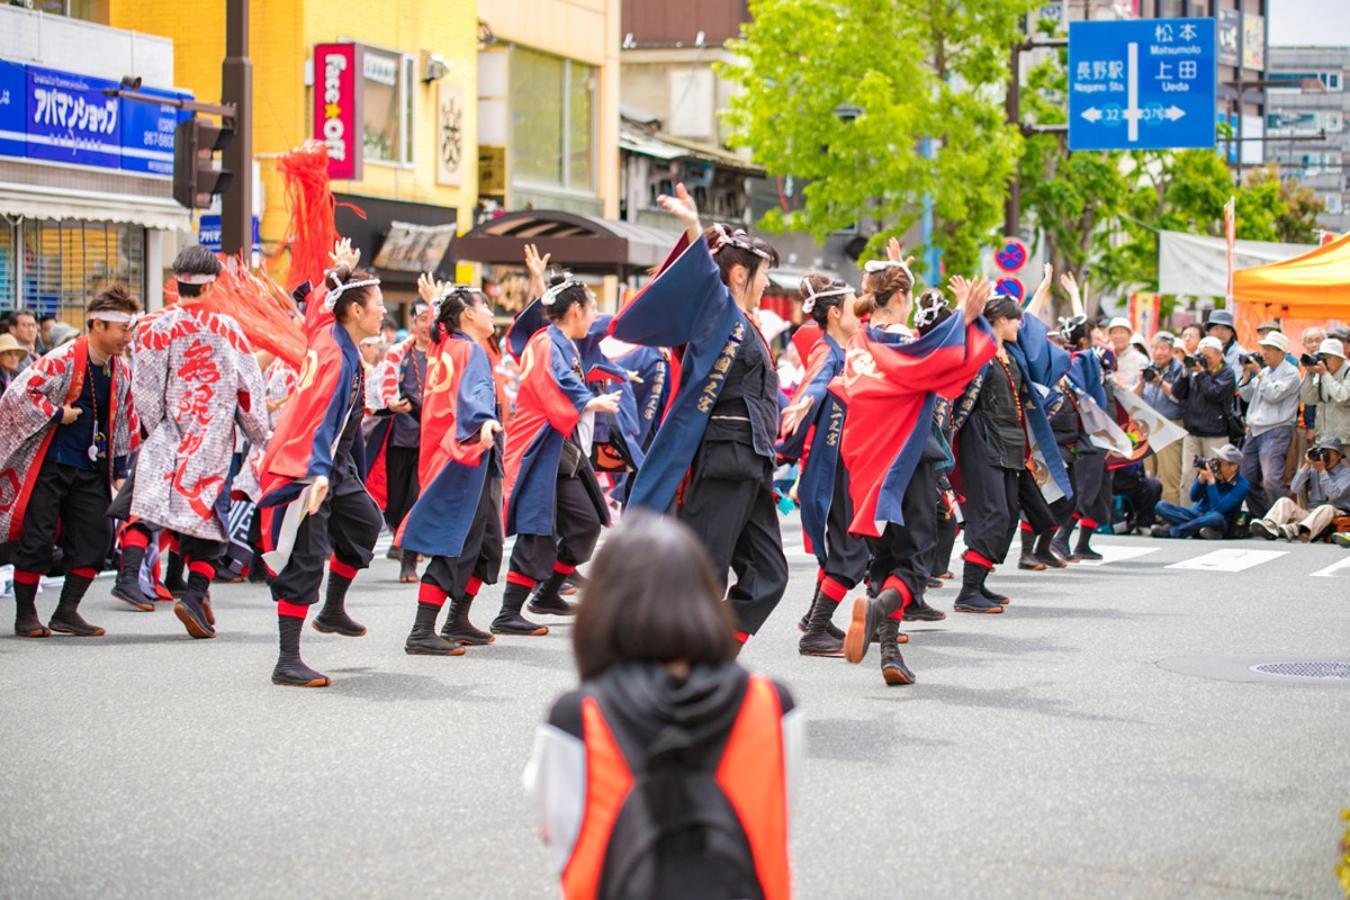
[107,0,478,265]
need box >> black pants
[509,472,603,582]
[821,466,868,589]
[269,475,382,606]
[1113,467,1161,530]
[1071,447,1111,525]
[927,491,959,578]
[384,445,421,534]
[175,535,224,567]
[424,475,504,596]
[680,444,788,636]
[1017,468,1059,534]
[865,460,938,604]
[959,457,1021,565]
[13,456,112,574]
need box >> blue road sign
[1068,17,1217,152]
[199,214,261,253]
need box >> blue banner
[0,59,191,176]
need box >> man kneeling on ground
[1151,444,1249,540]
[1249,436,1350,542]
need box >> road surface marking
[1310,556,1350,578]
[1166,548,1286,572]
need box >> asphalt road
[1,516,1347,899]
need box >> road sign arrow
[1082,106,1103,123]
[1165,105,1186,122]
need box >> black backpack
[597,752,764,900]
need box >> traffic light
[172,115,234,209]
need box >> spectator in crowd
[380,317,398,348]
[1250,436,1350,542]
[523,514,799,899]
[1203,309,1243,376]
[1151,444,1249,539]
[37,313,56,354]
[1172,335,1237,496]
[776,340,804,395]
[0,333,27,392]
[8,308,41,371]
[1237,330,1300,518]
[1138,331,1186,504]
[1106,317,1147,389]
[1112,462,1162,534]
[1178,323,1203,359]
[1302,337,1350,443]
[1296,325,1329,467]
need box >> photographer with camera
[1236,330,1300,518]
[1171,336,1238,496]
[1249,437,1350,542]
[1204,309,1245,378]
[1137,331,1186,504]
[1150,444,1250,539]
[1300,338,1350,444]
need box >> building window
[14,220,145,325]
[510,47,596,192]
[364,48,415,165]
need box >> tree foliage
[722,0,1036,278]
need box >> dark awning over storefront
[453,210,680,277]
[334,193,458,287]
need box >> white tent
[1157,230,1314,298]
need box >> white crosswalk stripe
[1310,556,1350,578]
[1165,548,1288,572]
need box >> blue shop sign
[0,58,191,177]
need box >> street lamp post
[221,0,253,257]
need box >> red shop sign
[314,43,363,181]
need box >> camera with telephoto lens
[1240,352,1265,367]
[1301,352,1327,367]
[1192,455,1221,476]
[1308,447,1331,464]
[1142,365,1160,383]
[1182,354,1201,369]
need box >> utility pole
[221,0,253,256]
[1004,36,1068,239]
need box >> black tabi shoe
[979,579,1011,606]
[925,576,943,589]
[441,597,495,645]
[385,544,403,561]
[844,589,898,665]
[1017,529,1046,570]
[877,618,915,686]
[559,571,587,597]
[312,612,367,637]
[49,608,106,637]
[494,581,549,635]
[12,583,50,638]
[1071,528,1103,561]
[798,589,844,657]
[904,594,947,622]
[271,658,330,687]
[527,592,577,617]
[1033,530,1069,569]
[1051,523,1076,563]
[173,596,215,639]
[405,628,465,656]
[398,553,420,584]
[953,563,1004,614]
[111,548,154,611]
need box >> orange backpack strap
[715,674,791,900]
[561,696,634,900]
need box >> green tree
[721,0,1036,278]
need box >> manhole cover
[1249,661,1350,681]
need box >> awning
[453,210,681,276]
[1158,229,1314,298]
[1233,232,1350,341]
[0,180,191,231]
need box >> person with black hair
[524,513,799,899]
[777,273,866,656]
[107,245,269,639]
[609,183,789,647]
[499,273,619,636]
[0,285,140,637]
[399,281,505,655]
[256,241,387,687]
[365,286,434,582]
[839,253,997,686]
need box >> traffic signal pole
[221,0,253,256]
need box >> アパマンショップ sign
[313,43,363,181]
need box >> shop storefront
[0,10,191,324]
[334,192,459,321]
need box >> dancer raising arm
[609,183,789,647]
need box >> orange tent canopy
[1233,232,1350,345]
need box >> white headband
[800,280,851,315]
[710,223,773,262]
[90,311,137,324]
[914,299,949,330]
[176,272,217,285]
[542,278,585,307]
[323,275,381,312]
[432,285,483,316]
[863,258,915,285]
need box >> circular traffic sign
[995,277,1025,303]
[995,238,1028,273]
